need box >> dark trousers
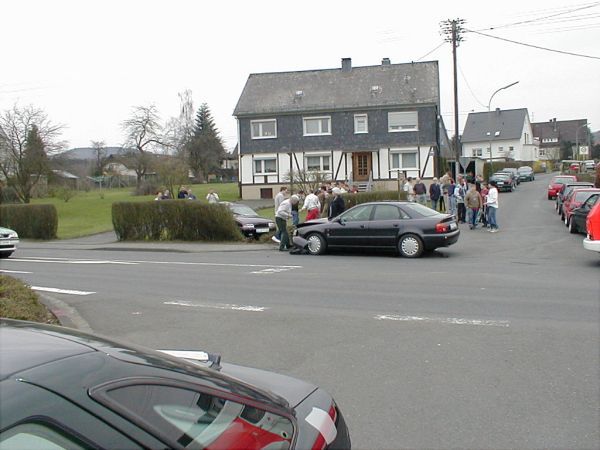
[276,217,289,250]
[457,203,466,223]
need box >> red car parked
[583,200,600,254]
[547,175,578,200]
[562,188,600,226]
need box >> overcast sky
[2,0,599,152]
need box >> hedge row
[112,201,243,241]
[321,190,407,216]
[0,204,58,239]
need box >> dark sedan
[293,201,459,258]
[222,202,276,239]
[489,172,516,192]
[500,167,521,185]
[0,320,350,450]
[569,193,600,234]
[517,166,535,182]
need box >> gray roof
[532,119,588,143]
[461,108,528,143]
[55,147,128,160]
[233,60,440,116]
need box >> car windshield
[574,191,598,202]
[229,204,258,216]
[518,167,532,173]
[401,203,441,217]
[553,177,576,185]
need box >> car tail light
[436,223,449,233]
[310,404,338,450]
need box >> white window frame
[253,157,277,175]
[472,148,482,157]
[354,114,368,134]
[250,119,277,139]
[389,149,418,171]
[388,111,418,133]
[539,148,546,156]
[304,154,332,172]
[303,116,331,136]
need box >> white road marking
[375,314,510,327]
[0,269,32,274]
[9,258,137,265]
[31,286,96,296]
[164,300,268,312]
[14,256,300,270]
[250,267,294,274]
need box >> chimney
[495,107,501,114]
[382,57,391,65]
[341,57,352,72]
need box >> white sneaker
[271,236,280,243]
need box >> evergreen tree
[187,103,225,181]
[20,125,48,203]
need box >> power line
[474,1,600,31]
[457,65,486,108]
[416,41,446,61]
[465,28,600,59]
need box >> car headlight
[268,222,275,229]
[8,232,18,239]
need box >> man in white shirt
[275,195,299,251]
[301,190,321,221]
[485,181,499,232]
[272,186,288,243]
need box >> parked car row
[548,174,600,255]
[488,166,535,193]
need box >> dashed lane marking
[375,314,510,327]
[164,300,268,312]
[31,286,96,296]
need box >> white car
[0,227,19,258]
[584,160,596,171]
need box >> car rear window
[229,205,258,216]
[400,203,441,217]
[554,177,576,184]
[100,384,294,449]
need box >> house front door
[352,152,372,182]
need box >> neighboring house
[50,170,79,189]
[233,57,452,199]
[461,108,538,164]
[532,118,590,161]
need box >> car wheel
[548,195,552,200]
[398,234,424,258]
[306,233,326,255]
[569,219,578,234]
[0,251,12,258]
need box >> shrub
[55,186,77,202]
[0,204,58,239]
[0,275,59,323]
[0,186,19,204]
[112,200,242,241]
[132,181,159,196]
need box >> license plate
[255,228,269,233]
[449,223,457,230]
[3,240,14,245]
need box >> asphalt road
[2,172,599,450]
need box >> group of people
[403,172,499,232]
[154,187,220,204]
[272,184,347,251]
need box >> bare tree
[90,140,107,176]
[121,105,165,187]
[163,90,195,157]
[0,104,64,203]
[156,156,189,200]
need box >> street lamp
[575,122,590,161]
[487,81,519,178]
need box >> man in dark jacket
[429,177,441,211]
[328,187,345,219]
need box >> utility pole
[440,19,465,180]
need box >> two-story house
[461,108,538,164]
[532,118,590,161]
[233,58,451,199]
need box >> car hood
[235,216,273,225]
[296,218,329,229]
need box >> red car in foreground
[562,188,600,226]
[547,175,578,200]
[583,200,600,254]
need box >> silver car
[0,227,19,258]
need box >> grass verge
[0,275,59,324]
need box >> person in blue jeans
[486,181,499,232]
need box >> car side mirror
[338,217,347,225]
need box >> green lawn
[31,183,241,239]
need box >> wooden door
[353,152,372,182]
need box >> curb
[37,292,93,333]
